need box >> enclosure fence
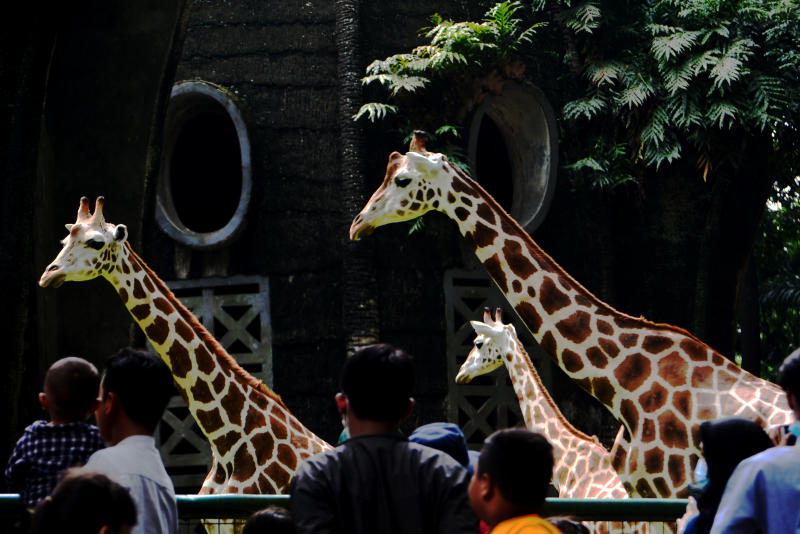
[0,494,688,533]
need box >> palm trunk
[336,0,379,355]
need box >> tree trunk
[336,0,380,355]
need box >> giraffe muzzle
[349,220,374,241]
[39,265,66,288]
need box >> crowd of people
[5,344,800,533]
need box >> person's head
[469,428,554,526]
[778,347,800,416]
[39,357,100,423]
[97,348,173,440]
[409,422,471,471]
[547,516,590,534]
[241,506,295,534]
[337,343,414,423]
[30,469,136,534]
[693,417,772,511]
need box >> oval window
[468,82,558,232]
[156,81,252,249]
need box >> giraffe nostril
[47,264,59,272]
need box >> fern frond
[565,3,602,34]
[585,61,624,87]
[615,76,655,108]
[563,96,608,120]
[640,105,670,146]
[706,100,738,129]
[651,30,701,62]
[352,102,399,122]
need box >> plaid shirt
[5,420,105,506]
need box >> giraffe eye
[475,340,484,349]
[395,176,412,187]
[86,238,105,250]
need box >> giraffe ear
[65,224,74,231]
[470,321,494,337]
[113,224,128,243]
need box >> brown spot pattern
[131,304,150,321]
[476,203,495,225]
[190,380,214,404]
[252,431,275,459]
[657,351,687,387]
[614,353,651,392]
[472,222,498,248]
[540,277,571,314]
[503,240,536,279]
[133,279,146,299]
[643,335,673,354]
[636,479,656,498]
[680,339,708,361]
[214,431,240,456]
[642,419,656,442]
[265,462,291,490]
[277,443,297,470]
[222,384,246,419]
[452,175,477,196]
[447,192,456,204]
[233,444,257,481]
[483,254,508,294]
[587,347,608,369]
[556,310,592,344]
[195,345,216,375]
[527,286,536,297]
[145,316,169,346]
[167,343,191,379]
[143,276,155,293]
[512,280,522,293]
[598,320,613,335]
[592,377,615,406]
[639,382,668,413]
[658,412,689,448]
[213,374,228,395]
[197,407,225,434]
[119,288,128,303]
[691,366,714,388]
[515,302,542,334]
[674,390,691,418]
[668,455,685,488]
[540,332,557,358]
[153,297,174,315]
[644,447,664,473]
[561,349,584,373]
[575,295,591,307]
[598,338,620,358]
[174,319,193,342]
[454,207,469,221]
[244,409,266,434]
[271,417,288,440]
[620,333,639,348]
[620,399,639,434]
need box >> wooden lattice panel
[155,275,272,492]
[445,269,549,449]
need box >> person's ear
[477,472,494,501]
[401,398,415,421]
[88,397,101,415]
[38,392,48,411]
[335,392,348,416]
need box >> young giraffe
[457,308,628,500]
[39,197,331,495]
[459,308,658,534]
[350,133,793,498]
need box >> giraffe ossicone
[40,196,331,495]
[350,134,793,498]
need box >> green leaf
[352,103,399,122]
[563,96,608,120]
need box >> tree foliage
[554,0,800,188]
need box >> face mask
[689,457,709,499]
[788,421,800,438]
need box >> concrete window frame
[156,80,252,250]
[467,81,558,232]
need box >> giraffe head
[39,196,128,288]
[350,131,454,240]
[455,308,515,384]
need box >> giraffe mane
[448,160,708,347]
[124,243,289,409]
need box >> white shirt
[84,435,177,534]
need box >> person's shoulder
[23,420,49,434]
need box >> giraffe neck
[102,243,328,493]
[504,333,627,498]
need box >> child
[5,357,106,507]
[242,506,295,534]
[468,428,562,533]
[29,468,137,534]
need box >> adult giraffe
[40,197,331,495]
[349,133,792,498]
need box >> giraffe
[457,308,628,500]
[349,133,793,498]
[459,308,660,534]
[39,197,331,495]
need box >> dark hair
[44,357,100,421]
[778,347,800,400]
[30,469,136,534]
[692,417,773,534]
[339,344,414,422]
[477,428,553,512]
[547,517,590,534]
[242,506,295,534]
[102,348,174,432]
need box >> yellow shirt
[490,514,563,534]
